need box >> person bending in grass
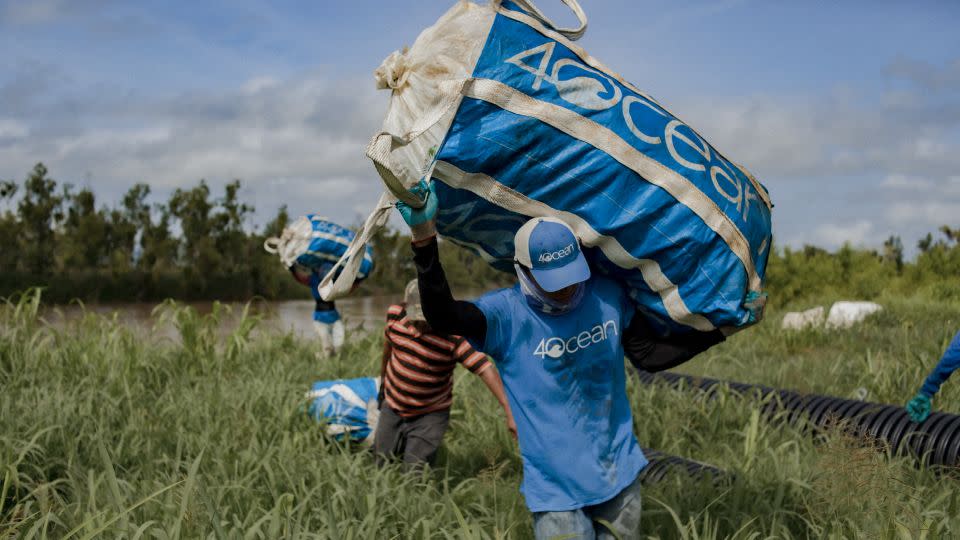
[291,263,345,357]
[906,330,960,422]
[396,180,747,539]
[374,279,516,470]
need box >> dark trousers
[373,406,450,470]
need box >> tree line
[765,227,960,307]
[0,163,510,303]
[0,162,956,305]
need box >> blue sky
[1,0,958,255]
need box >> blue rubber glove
[395,180,438,242]
[721,290,769,336]
[906,393,932,423]
[744,291,768,325]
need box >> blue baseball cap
[514,217,590,292]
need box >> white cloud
[812,219,875,248]
[0,71,390,227]
[671,71,959,256]
[241,76,280,95]
[947,176,960,195]
[54,127,171,157]
[0,0,115,24]
[634,0,750,36]
[0,119,28,139]
[886,57,960,93]
[678,90,960,181]
[677,57,960,184]
[1,0,66,24]
[881,174,934,189]
[1,44,958,253]
[911,137,952,160]
[889,202,960,227]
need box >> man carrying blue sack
[397,180,731,539]
[906,330,960,423]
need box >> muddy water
[40,295,402,342]
[40,290,486,342]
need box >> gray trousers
[372,406,450,470]
[532,473,643,540]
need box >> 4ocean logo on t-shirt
[533,319,618,359]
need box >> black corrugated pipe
[638,448,728,484]
[635,370,960,468]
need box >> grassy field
[2,290,960,538]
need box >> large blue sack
[297,215,374,278]
[264,214,375,283]
[355,0,773,334]
[306,377,380,443]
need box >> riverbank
[32,288,485,343]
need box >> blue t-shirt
[921,330,960,397]
[472,277,647,512]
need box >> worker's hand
[395,179,438,243]
[505,409,518,440]
[906,392,932,423]
[721,290,768,337]
[744,290,768,325]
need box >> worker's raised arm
[921,330,960,397]
[397,180,488,345]
[411,238,487,343]
[907,331,960,423]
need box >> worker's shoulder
[476,283,521,301]
[471,284,521,310]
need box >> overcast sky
[1,0,958,255]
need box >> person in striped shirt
[374,279,516,469]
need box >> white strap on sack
[263,226,298,267]
[367,0,587,205]
[317,192,395,301]
[263,237,281,254]
[263,216,314,268]
[501,0,587,41]
[365,79,467,209]
[367,137,424,208]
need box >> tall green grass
[2,289,959,538]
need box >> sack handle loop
[366,79,469,209]
[502,0,588,41]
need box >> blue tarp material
[306,377,380,443]
[367,0,773,334]
[298,215,375,280]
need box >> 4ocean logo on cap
[538,243,574,264]
[533,319,618,359]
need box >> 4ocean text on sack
[506,41,765,226]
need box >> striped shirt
[383,304,490,417]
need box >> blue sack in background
[359,0,773,335]
[306,377,381,443]
[264,214,375,289]
[297,215,374,279]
